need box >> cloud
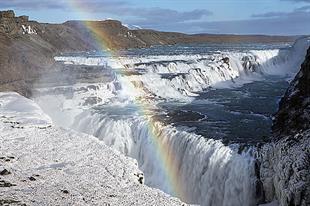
[119,8,212,25]
[295,5,310,11]
[0,0,65,10]
[0,0,129,11]
[0,0,212,25]
[251,5,310,19]
[127,5,310,35]
[191,6,310,35]
[251,12,288,18]
[1,0,308,35]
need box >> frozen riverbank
[0,92,184,206]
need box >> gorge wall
[259,47,310,206]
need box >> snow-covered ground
[0,92,184,206]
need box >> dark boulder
[0,169,11,175]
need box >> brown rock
[0,10,15,19]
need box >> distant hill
[65,20,296,50]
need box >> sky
[0,0,310,35]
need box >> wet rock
[255,179,265,204]
[28,176,36,181]
[0,199,21,205]
[222,57,230,64]
[0,180,16,187]
[134,173,144,184]
[0,169,11,175]
[61,190,69,194]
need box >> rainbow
[66,0,187,201]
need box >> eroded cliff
[259,44,310,206]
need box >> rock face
[0,10,15,19]
[0,10,29,34]
[259,46,310,206]
[0,11,95,97]
[273,47,310,137]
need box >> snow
[21,25,37,35]
[0,92,184,205]
[34,82,118,128]
[0,92,52,128]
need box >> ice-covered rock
[258,40,310,206]
[259,130,310,206]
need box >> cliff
[0,11,94,97]
[272,47,310,137]
[259,42,310,206]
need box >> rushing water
[157,77,289,145]
[35,39,310,206]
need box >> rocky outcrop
[0,11,95,97]
[273,47,310,137]
[259,45,310,206]
[0,10,15,19]
[0,10,29,34]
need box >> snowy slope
[0,92,184,206]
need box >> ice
[21,25,37,34]
[0,92,52,128]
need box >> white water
[71,111,256,205]
[36,37,310,205]
[55,39,309,101]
